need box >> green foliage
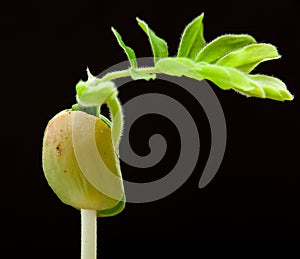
[195,34,256,63]
[111,13,292,101]
[177,13,206,59]
[111,27,155,80]
[111,27,137,68]
[249,74,292,100]
[136,17,168,63]
[216,43,280,72]
[157,57,293,100]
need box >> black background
[1,0,299,258]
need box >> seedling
[42,13,293,258]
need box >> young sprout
[42,12,293,259]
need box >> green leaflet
[130,69,156,80]
[195,62,259,91]
[249,74,293,101]
[195,34,256,63]
[111,27,137,68]
[136,17,168,63]
[156,57,203,81]
[195,62,293,100]
[216,43,280,72]
[156,57,293,101]
[157,57,256,91]
[177,13,206,60]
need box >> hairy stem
[98,66,158,82]
[106,96,123,151]
[81,209,97,259]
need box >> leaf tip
[136,17,143,24]
[191,12,205,24]
[111,27,120,38]
[282,90,294,101]
[136,17,147,32]
[86,67,94,79]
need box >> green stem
[81,209,97,259]
[98,66,158,82]
[106,96,123,151]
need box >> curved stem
[98,69,130,82]
[98,66,158,82]
[106,96,123,151]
